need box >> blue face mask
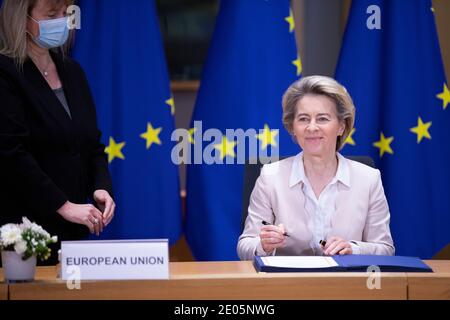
[28,15,69,49]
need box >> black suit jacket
[0,52,113,244]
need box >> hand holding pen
[259,220,289,254]
[320,237,353,255]
[262,221,290,237]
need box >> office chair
[432,244,450,260]
[240,155,376,231]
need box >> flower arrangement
[0,217,57,261]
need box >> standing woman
[0,0,115,264]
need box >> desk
[0,284,6,300]
[0,283,7,300]
[407,260,450,299]
[0,270,8,300]
[3,260,450,300]
[7,261,407,300]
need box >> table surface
[0,282,7,301]
[1,260,449,300]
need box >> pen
[262,220,290,237]
[319,239,343,255]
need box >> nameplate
[60,239,169,280]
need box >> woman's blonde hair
[282,75,355,151]
[0,0,74,67]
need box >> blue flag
[336,0,450,258]
[185,0,300,260]
[72,0,182,242]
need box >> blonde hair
[0,0,74,67]
[282,75,355,151]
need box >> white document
[261,256,338,269]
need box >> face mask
[28,15,69,49]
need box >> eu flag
[336,0,450,258]
[185,0,300,260]
[72,0,182,242]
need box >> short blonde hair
[282,75,355,151]
[0,0,74,67]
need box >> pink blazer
[237,154,395,260]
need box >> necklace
[40,57,51,77]
[30,55,52,77]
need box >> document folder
[254,255,433,273]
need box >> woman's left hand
[323,236,353,255]
[93,189,115,226]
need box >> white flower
[31,223,50,238]
[14,240,27,255]
[2,219,56,261]
[20,217,50,238]
[0,224,22,246]
[20,217,33,229]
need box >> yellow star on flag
[285,9,295,33]
[436,83,450,110]
[213,136,237,160]
[188,127,197,144]
[140,122,162,149]
[410,117,432,143]
[256,124,278,150]
[373,132,394,157]
[165,97,175,115]
[343,128,356,146]
[292,56,302,77]
[104,137,125,163]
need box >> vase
[1,250,36,282]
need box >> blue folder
[254,255,433,273]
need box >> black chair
[432,244,450,259]
[241,155,376,231]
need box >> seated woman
[237,75,394,260]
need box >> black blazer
[0,52,113,244]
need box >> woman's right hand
[259,223,287,254]
[57,201,104,236]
